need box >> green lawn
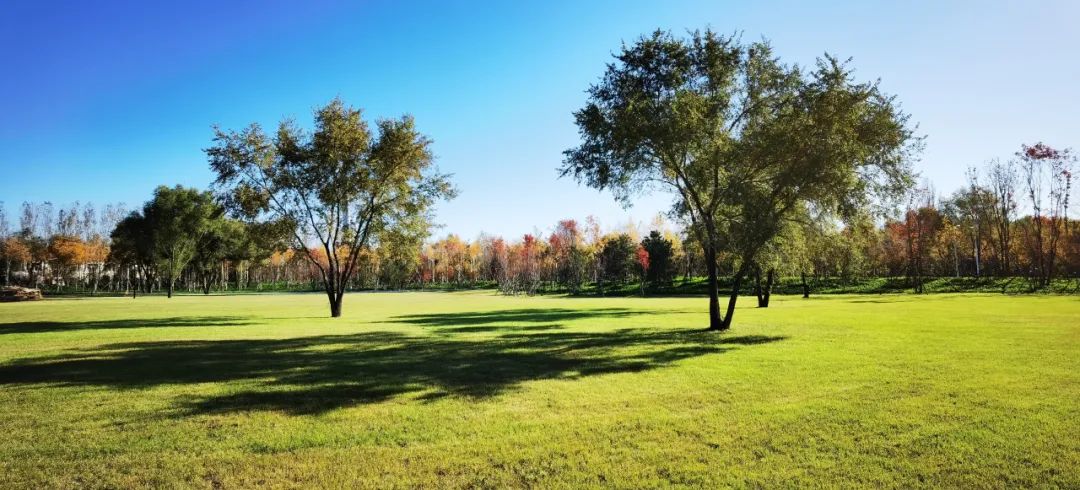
[0,292,1077,488]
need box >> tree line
[2,147,1076,301]
[0,29,1075,327]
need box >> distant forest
[1,149,1076,297]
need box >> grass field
[0,292,1077,488]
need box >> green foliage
[641,230,674,289]
[206,98,456,316]
[110,186,223,296]
[556,245,591,294]
[562,29,919,327]
[597,234,637,288]
[189,218,247,292]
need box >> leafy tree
[83,236,109,295]
[942,176,996,277]
[372,221,428,289]
[233,220,292,290]
[1,237,30,286]
[142,186,221,298]
[597,234,637,291]
[207,98,455,317]
[640,230,674,290]
[106,187,219,297]
[47,235,86,288]
[752,217,813,306]
[190,218,246,294]
[562,29,917,329]
[109,212,156,296]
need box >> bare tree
[986,158,1017,275]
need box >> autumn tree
[1018,143,1074,288]
[207,99,455,317]
[0,205,31,286]
[550,220,590,293]
[562,29,917,329]
[0,205,10,285]
[83,236,109,295]
[1,237,30,286]
[901,189,945,293]
[47,235,87,289]
[635,243,650,295]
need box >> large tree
[109,211,156,297]
[641,230,674,291]
[111,186,222,298]
[147,186,222,298]
[562,30,917,329]
[207,99,455,317]
[189,218,247,295]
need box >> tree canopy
[108,185,223,298]
[562,29,919,329]
[206,98,455,317]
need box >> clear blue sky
[2,0,1078,238]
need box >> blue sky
[2,1,1078,238]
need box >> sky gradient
[2,0,1078,238]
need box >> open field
[1,292,1078,488]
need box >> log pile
[0,286,43,302]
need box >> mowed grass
[0,292,1077,488]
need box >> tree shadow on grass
[0,317,786,415]
[0,316,254,335]
[438,324,566,334]
[391,307,643,328]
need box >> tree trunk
[753,265,765,307]
[704,244,722,330]
[328,289,344,317]
[973,235,981,277]
[761,269,774,308]
[801,271,810,298]
[719,264,747,330]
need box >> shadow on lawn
[391,307,651,334]
[0,310,786,415]
[393,308,639,326]
[0,316,254,335]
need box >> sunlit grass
[0,292,1077,487]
